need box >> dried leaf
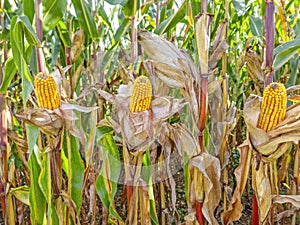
[60,103,98,113]
[222,141,252,225]
[169,123,199,157]
[16,108,63,136]
[138,30,198,85]
[245,49,264,83]
[60,191,81,225]
[195,14,210,74]
[190,153,221,225]
[252,156,272,224]
[272,195,300,208]
[209,22,229,69]
[146,60,185,88]
[71,29,85,63]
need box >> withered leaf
[71,29,85,63]
[252,157,272,224]
[16,108,63,136]
[190,153,221,225]
[222,141,252,225]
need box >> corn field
[0,0,300,224]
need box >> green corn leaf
[28,146,47,224]
[10,15,39,105]
[0,57,17,93]
[42,0,67,33]
[112,18,130,47]
[105,0,127,4]
[287,54,298,88]
[98,4,112,30]
[96,126,123,223]
[56,21,72,47]
[155,0,186,35]
[23,0,34,23]
[232,0,246,16]
[71,0,98,39]
[67,134,84,214]
[249,15,263,36]
[123,0,140,18]
[273,41,300,71]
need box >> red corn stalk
[252,193,259,225]
[198,75,208,152]
[196,202,204,225]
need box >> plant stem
[131,17,137,66]
[252,193,259,225]
[0,1,8,222]
[35,0,45,73]
[264,0,275,86]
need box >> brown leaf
[169,123,199,157]
[195,14,210,74]
[272,195,300,208]
[209,22,229,69]
[138,30,198,86]
[71,29,85,63]
[16,108,63,136]
[60,191,81,225]
[222,141,252,225]
[190,153,221,225]
[245,49,264,83]
[252,157,272,224]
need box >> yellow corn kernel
[130,76,152,113]
[257,82,287,132]
[35,72,60,110]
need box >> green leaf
[287,54,298,88]
[28,146,47,224]
[71,0,98,39]
[273,40,300,71]
[38,152,51,205]
[10,15,39,105]
[26,124,39,156]
[56,21,72,47]
[155,0,186,35]
[0,57,17,93]
[98,4,112,30]
[232,0,246,16]
[23,0,34,23]
[123,0,140,18]
[249,15,263,36]
[42,0,67,33]
[112,18,130,47]
[273,38,300,55]
[67,134,84,214]
[191,0,201,20]
[105,0,127,4]
[100,48,117,72]
[96,127,123,222]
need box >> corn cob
[257,82,287,132]
[35,72,60,110]
[130,76,152,113]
